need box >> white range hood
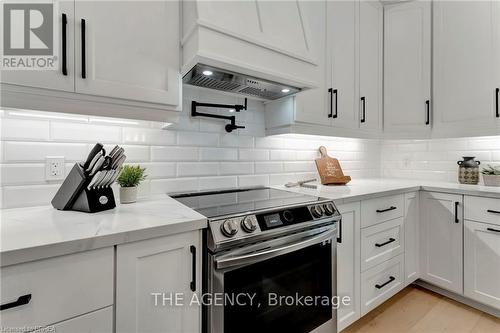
[181,0,324,97]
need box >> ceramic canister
[457,157,481,185]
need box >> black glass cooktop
[170,187,325,218]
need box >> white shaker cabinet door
[327,0,359,130]
[433,0,500,134]
[420,192,463,294]
[74,0,180,107]
[358,0,382,132]
[0,0,75,92]
[116,231,201,333]
[336,202,361,331]
[464,220,500,310]
[384,0,431,134]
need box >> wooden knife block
[315,146,351,185]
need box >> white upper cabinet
[420,192,463,294]
[327,0,359,130]
[433,0,500,136]
[0,0,75,92]
[359,0,383,132]
[183,0,322,89]
[75,0,180,106]
[384,0,431,135]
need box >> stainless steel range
[171,187,341,333]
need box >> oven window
[224,242,332,333]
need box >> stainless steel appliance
[171,187,341,333]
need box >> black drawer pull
[360,96,366,123]
[376,206,397,213]
[375,276,395,289]
[81,19,86,79]
[61,13,67,76]
[337,218,342,244]
[190,245,196,292]
[487,227,500,233]
[375,238,396,248]
[487,209,500,214]
[455,202,460,223]
[496,88,499,118]
[1,294,32,311]
[425,100,430,125]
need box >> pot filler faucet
[191,98,247,133]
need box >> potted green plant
[481,165,500,187]
[117,165,147,203]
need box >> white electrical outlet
[45,157,66,180]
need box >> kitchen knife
[106,170,121,187]
[110,147,124,162]
[111,154,126,170]
[92,171,108,189]
[83,143,103,170]
[85,150,103,173]
[87,171,103,190]
[99,170,114,188]
[89,156,105,176]
[109,145,120,158]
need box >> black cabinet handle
[487,227,500,233]
[376,206,397,213]
[337,218,342,244]
[496,88,499,118]
[425,100,430,125]
[360,97,366,123]
[487,209,500,214]
[61,14,67,76]
[328,88,338,119]
[0,294,31,311]
[333,89,338,118]
[190,245,196,292]
[375,238,396,248]
[455,202,460,223]
[81,19,86,79]
[375,276,395,289]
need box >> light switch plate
[45,156,65,180]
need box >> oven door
[207,223,337,333]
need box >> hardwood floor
[343,286,500,333]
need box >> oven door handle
[215,227,336,270]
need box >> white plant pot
[482,174,500,187]
[120,186,138,204]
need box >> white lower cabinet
[51,306,113,333]
[361,218,404,271]
[464,220,500,310]
[336,202,361,331]
[360,254,404,316]
[116,231,202,333]
[404,192,420,285]
[420,192,463,294]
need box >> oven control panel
[210,215,262,243]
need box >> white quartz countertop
[0,195,207,266]
[2,178,499,267]
[272,178,500,203]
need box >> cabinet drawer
[361,218,404,271]
[361,194,404,227]
[51,306,113,333]
[465,196,500,226]
[0,248,113,328]
[360,254,404,315]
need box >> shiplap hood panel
[181,0,324,92]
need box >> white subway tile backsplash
[1,88,382,208]
[199,148,238,161]
[1,118,49,141]
[220,162,254,175]
[4,142,88,162]
[123,127,176,145]
[177,162,219,177]
[50,122,122,143]
[151,147,198,161]
[239,149,269,161]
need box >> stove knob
[311,205,324,218]
[282,210,294,223]
[241,216,258,233]
[323,203,336,216]
[221,220,238,237]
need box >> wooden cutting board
[315,146,351,185]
